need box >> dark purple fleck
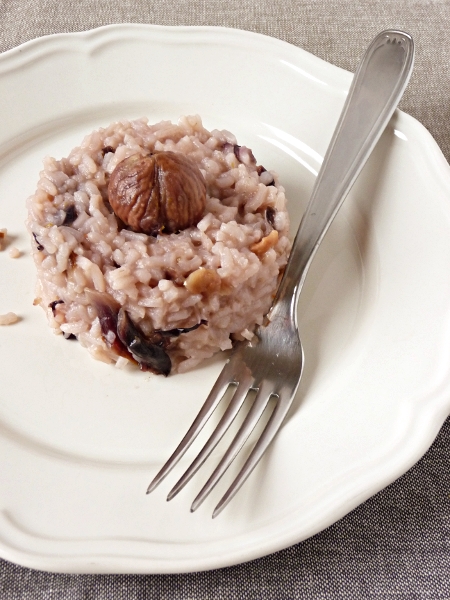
[102,146,116,156]
[62,204,78,226]
[265,207,276,227]
[233,145,256,166]
[49,299,64,315]
[32,233,44,251]
[257,165,275,184]
[156,319,208,338]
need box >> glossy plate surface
[1,24,450,573]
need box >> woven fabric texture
[1,0,450,162]
[1,1,450,598]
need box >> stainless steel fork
[147,29,414,517]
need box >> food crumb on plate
[115,356,130,369]
[0,312,19,326]
[8,247,21,258]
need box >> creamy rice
[26,115,290,374]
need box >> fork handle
[269,29,414,323]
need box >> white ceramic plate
[1,24,450,574]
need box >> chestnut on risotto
[26,116,290,375]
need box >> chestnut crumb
[184,268,221,295]
[250,230,279,256]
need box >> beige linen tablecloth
[1,1,450,598]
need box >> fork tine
[146,361,240,494]
[190,379,274,512]
[212,386,294,518]
[167,369,254,501]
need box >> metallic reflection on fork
[147,30,414,517]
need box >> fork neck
[267,229,315,326]
[268,29,414,328]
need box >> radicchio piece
[86,290,207,375]
[116,308,172,377]
[62,204,78,226]
[86,290,133,363]
[155,319,207,338]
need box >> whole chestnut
[108,151,206,235]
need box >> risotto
[26,115,291,375]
